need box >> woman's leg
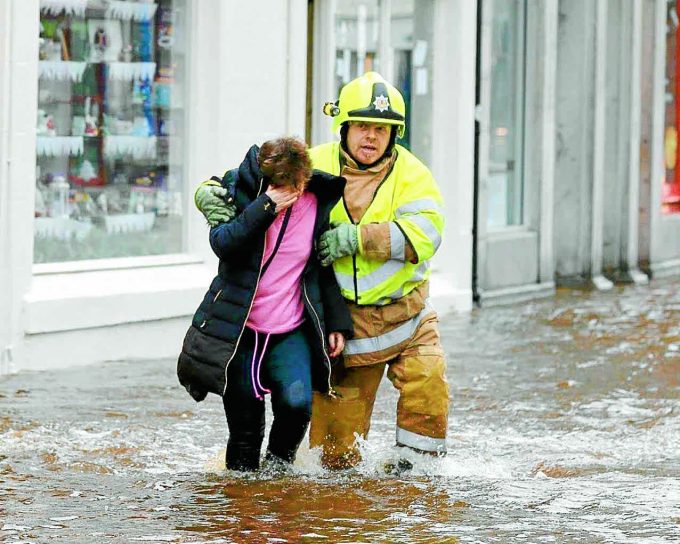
[223,328,266,471]
[261,328,313,463]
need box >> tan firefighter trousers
[309,313,449,469]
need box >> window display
[35,0,187,263]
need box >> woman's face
[346,121,392,165]
[270,171,307,193]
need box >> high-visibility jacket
[309,142,445,306]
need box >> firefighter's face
[346,121,391,165]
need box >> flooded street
[2,278,680,543]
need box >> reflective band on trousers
[396,427,447,454]
[344,302,434,355]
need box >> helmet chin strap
[340,124,397,170]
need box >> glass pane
[35,0,187,263]
[664,0,680,214]
[391,0,434,166]
[487,0,526,228]
[334,0,380,95]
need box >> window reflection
[334,0,379,91]
[487,0,526,228]
[332,0,434,166]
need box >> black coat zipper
[221,178,266,396]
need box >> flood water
[1,278,680,543]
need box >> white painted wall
[429,0,476,314]
[0,0,13,374]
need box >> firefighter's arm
[359,169,444,264]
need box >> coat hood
[236,144,264,200]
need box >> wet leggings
[223,326,313,471]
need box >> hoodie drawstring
[250,330,272,400]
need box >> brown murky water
[1,278,680,543]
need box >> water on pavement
[1,278,679,543]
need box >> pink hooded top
[246,191,318,334]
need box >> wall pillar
[429,0,477,313]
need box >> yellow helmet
[323,72,406,138]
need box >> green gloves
[194,181,237,227]
[318,223,359,266]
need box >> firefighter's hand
[194,182,237,227]
[318,223,358,266]
[328,332,345,358]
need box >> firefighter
[195,72,449,470]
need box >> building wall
[553,0,596,282]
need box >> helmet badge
[373,94,390,113]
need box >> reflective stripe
[334,270,355,292]
[344,302,434,355]
[335,259,405,293]
[396,199,444,217]
[396,427,447,454]
[389,222,405,261]
[400,215,442,250]
[374,262,430,305]
[412,261,430,283]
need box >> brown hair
[258,136,312,191]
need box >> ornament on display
[97,193,109,215]
[70,158,104,187]
[37,109,57,137]
[78,160,97,182]
[104,136,157,160]
[34,216,93,241]
[35,183,48,218]
[48,174,71,219]
[72,191,100,220]
[119,45,134,63]
[107,62,157,82]
[104,212,155,235]
[37,136,84,157]
[87,19,123,62]
[92,26,108,62]
[83,97,99,137]
[40,0,87,17]
[156,4,176,50]
[155,190,169,217]
[106,1,158,23]
[38,61,87,82]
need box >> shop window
[35,0,187,263]
[664,0,680,214]
[487,0,526,229]
[390,0,434,163]
[334,1,380,92]
[330,0,435,165]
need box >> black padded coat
[177,144,353,402]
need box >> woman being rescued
[177,136,353,471]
